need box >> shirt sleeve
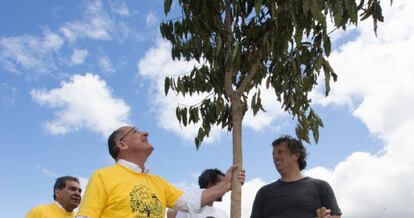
[250,187,264,218]
[319,181,342,216]
[76,171,107,218]
[173,189,203,212]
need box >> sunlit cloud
[31,73,130,136]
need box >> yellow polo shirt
[77,163,183,218]
[26,202,75,218]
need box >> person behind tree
[168,168,232,218]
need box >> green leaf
[315,55,323,72]
[310,0,324,22]
[216,36,222,56]
[303,0,311,16]
[255,0,263,17]
[312,124,320,143]
[232,43,239,63]
[323,36,331,56]
[175,107,181,123]
[344,0,358,24]
[323,60,331,96]
[164,77,170,96]
[164,0,173,15]
[182,108,188,126]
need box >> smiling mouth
[72,196,81,202]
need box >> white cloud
[0,31,64,74]
[59,0,137,43]
[70,49,89,65]
[59,0,113,42]
[146,12,158,27]
[109,0,130,16]
[31,73,130,136]
[0,82,17,106]
[98,55,116,74]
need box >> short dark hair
[108,129,121,160]
[198,168,225,189]
[53,176,79,200]
[272,135,307,170]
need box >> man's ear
[117,141,128,150]
[292,153,299,160]
[55,189,61,199]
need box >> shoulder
[90,164,123,178]
[308,177,331,185]
[305,177,334,191]
[255,180,278,197]
[97,164,120,173]
[27,205,43,215]
[260,180,279,191]
[26,203,53,216]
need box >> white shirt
[76,159,202,218]
[176,205,228,218]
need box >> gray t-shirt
[250,177,341,218]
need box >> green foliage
[161,0,386,146]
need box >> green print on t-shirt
[129,184,162,217]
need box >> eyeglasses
[119,127,136,141]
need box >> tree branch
[237,56,261,94]
[224,0,236,97]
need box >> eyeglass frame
[119,127,136,142]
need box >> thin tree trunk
[230,95,243,218]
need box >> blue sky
[1,1,413,217]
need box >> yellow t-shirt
[77,163,183,218]
[26,203,75,218]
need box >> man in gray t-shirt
[251,136,341,218]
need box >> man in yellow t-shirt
[26,176,82,218]
[77,126,245,218]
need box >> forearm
[200,180,230,206]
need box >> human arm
[75,171,107,218]
[172,165,244,212]
[250,187,264,218]
[200,165,242,206]
[317,180,342,217]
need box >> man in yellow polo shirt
[26,176,82,218]
[77,126,244,218]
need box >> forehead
[118,126,134,132]
[64,180,80,188]
[273,142,289,151]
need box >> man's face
[55,180,82,212]
[272,142,299,174]
[119,126,153,155]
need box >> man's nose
[74,189,81,195]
